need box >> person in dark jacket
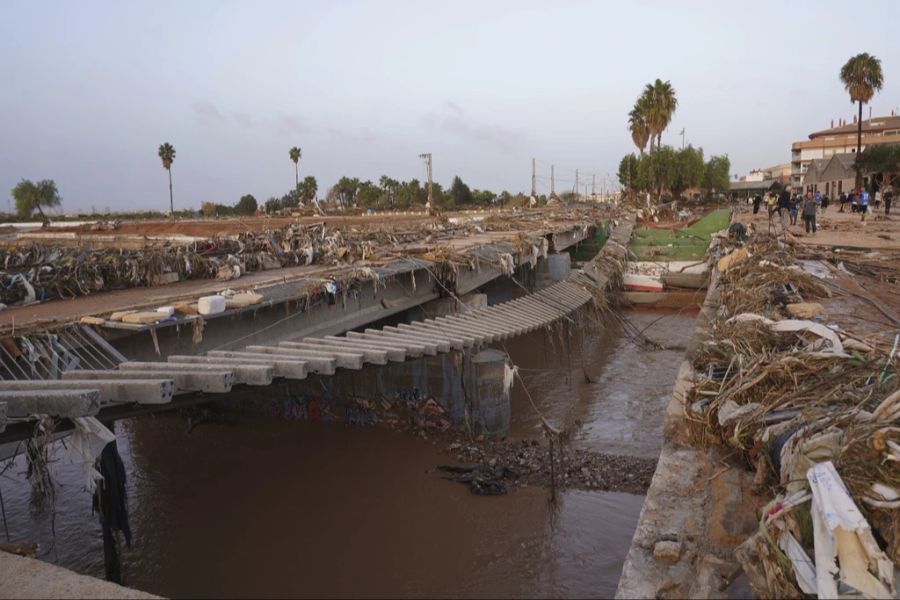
[778,189,791,229]
[752,194,762,214]
[885,186,894,216]
[838,192,848,212]
[802,191,818,234]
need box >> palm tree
[289,146,302,191]
[158,143,176,217]
[643,79,678,150]
[637,79,677,201]
[628,98,651,155]
[840,53,884,190]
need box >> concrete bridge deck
[0,216,634,446]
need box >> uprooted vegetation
[684,232,899,598]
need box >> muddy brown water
[0,309,697,598]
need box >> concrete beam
[425,318,497,343]
[303,335,406,364]
[62,369,233,394]
[337,333,421,358]
[514,296,568,320]
[169,355,307,380]
[0,389,101,418]
[507,296,566,321]
[119,361,273,386]
[401,322,478,347]
[245,345,354,371]
[0,402,6,433]
[274,342,371,368]
[438,316,513,339]
[204,350,320,376]
[0,379,174,405]
[390,324,468,350]
[448,311,516,337]
[349,330,436,356]
[363,329,445,353]
[327,334,423,358]
[447,313,519,338]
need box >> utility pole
[418,153,434,215]
[592,174,596,197]
[575,169,579,200]
[550,165,555,197]
[531,158,536,198]
[680,128,685,150]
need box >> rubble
[0,208,608,309]
[684,227,900,598]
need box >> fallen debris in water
[441,439,657,496]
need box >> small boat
[622,273,664,292]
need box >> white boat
[623,273,664,292]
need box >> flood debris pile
[685,230,900,598]
[0,209,605,309]
[443,439,657,496]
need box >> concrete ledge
[0,390,101,418]
[0,551,159,599]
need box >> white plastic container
[156,306,175,316]
[198,295,226,316]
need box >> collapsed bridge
[0,216,634,448]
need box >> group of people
[751,189,827,235]
[835,186,894,216]
[750,182,894,236]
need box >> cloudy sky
[2,0,899,212]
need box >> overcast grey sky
[2,0,899,212]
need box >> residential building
[763,163,791,185]
[800,154,855,198]
[737,163,790,184]
[791,114,900,189]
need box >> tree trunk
[295,163,299,192]
[168,168,174,219]
[855,101,863,191]
[36,204,49,227]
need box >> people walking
[885,185,893,216]
[789,193,800,225]
[838,191,847,212]
[778,188,791,230]
[752,194,762,215]
[859,188,870,223]
[802,192,818,235]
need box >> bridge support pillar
[222,346,512,439]
[462,349,511,439]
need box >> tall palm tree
[840,53,884,190]
[289,146,302,191]
[158,143,176,217]
[643,79,678,150]
[628,98,651,155]
[638,79,677,201]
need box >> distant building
[764,163,791,185]
[740,169,766,182]
[800,154,855,198]
[791,114,900,189]
[729,179,781,199]
[737,163,791,184]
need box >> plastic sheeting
[807,461,896,599]
[65,416,116,491]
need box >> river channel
[1,308,697,598]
